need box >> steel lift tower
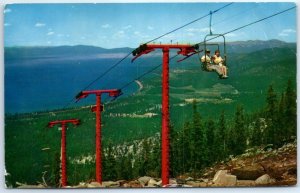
[47,119,80,187]
[75,89,122,184]
[132,43,197,186]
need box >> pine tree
[227,125,235,156]
[265,85,278,145]
[214,111,227,161]
[266,85,278,119]
[251,119,264,146]
[205,119,216,164]
[51,152,61,187]
[196,126,208,173]
[181,121,192,174]
[191,101,203,173]
[149,137,161,177]
[132,142,142,178]
[170,125,179,177]
[136,139,150,177]
[284,79,296,140]
[115,145,132,180]
[103,140,117,180]
[144,139,151,175]
[177,128,187,176]
[232,105,247,155]
[122,151,133,180]
[277,93,286,145]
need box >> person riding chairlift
[200,49,227,79]
[212,50,228,78]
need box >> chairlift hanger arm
[131,43,198,62]
[75,89,122,102]
[131,48,155,62]
[177,49,203,63]
[48,119,80,127]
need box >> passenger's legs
[211,65,223,76]
[223,66,228,77]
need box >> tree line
[170,79,296,177]
[48,80,296,186]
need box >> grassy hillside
[5,46,296,186]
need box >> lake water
[5,56,162,113]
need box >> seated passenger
[201,49,224,77]
[201,49,212,66]
[212,50,228,78]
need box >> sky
[3,2,297,48]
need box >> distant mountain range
[4,45,133,60]
[4,39,296,60]
[225,39,295,53]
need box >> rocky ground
[17,141,297,188]
[200,141,297,187]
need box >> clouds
[183,27,214,41]
[47,31,55,36]
[278,28,296,37]
[186,27,213,33]
[113,30,126,39]
[147,26,154,30]
[134,31,150,39]
[35,22,46,27]
[122,25,132,30]
[101,23,132,30]
[278,33,288,37]
[282,29,296,33]
[101,24,111,29]
[4,8,11,14]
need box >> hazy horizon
[4,38,297,49]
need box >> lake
[5,56,162,113]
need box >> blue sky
[4,2,296,48]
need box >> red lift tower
[75,89,122,184]
[132,43,197,186]
[47,119,80,187]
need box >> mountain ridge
[5,39,296,60]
